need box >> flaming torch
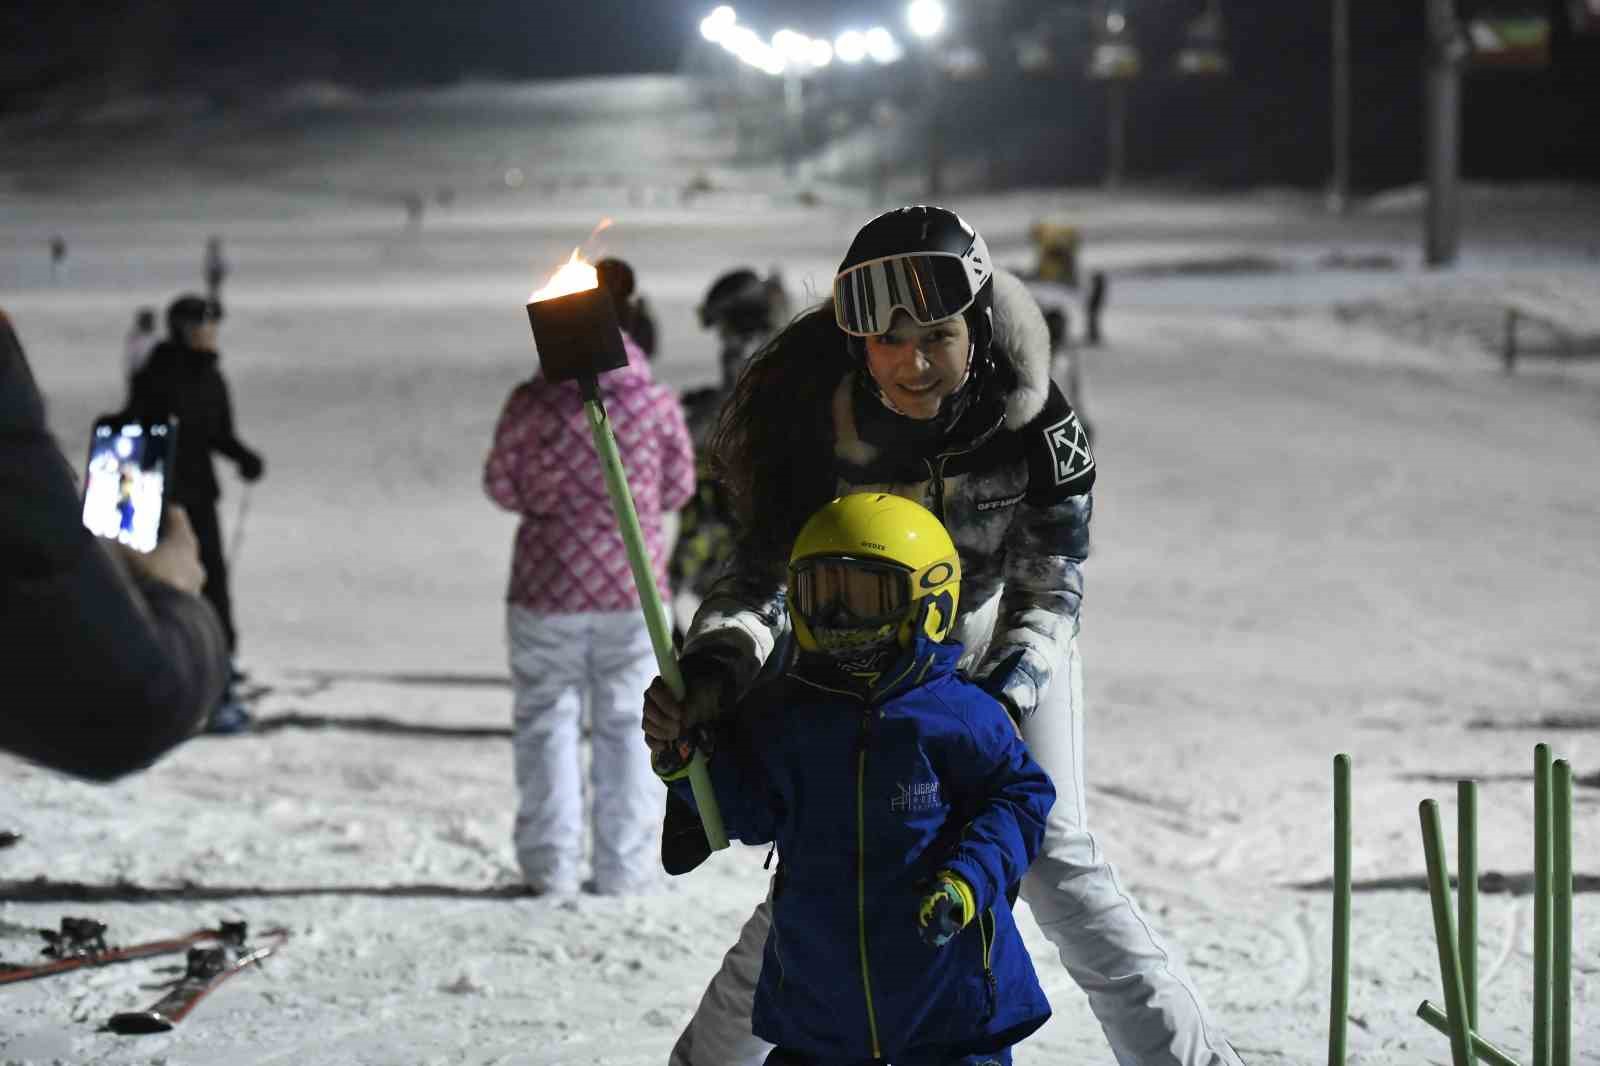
[525,247,728,854]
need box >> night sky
[3,1,1595,186]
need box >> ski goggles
[790,556,911,628]
[832,253,984,337]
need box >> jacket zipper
[921,412,998,525]
[855,712,883,1059]
[979,909,997,1021]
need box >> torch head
[526,286,628,384]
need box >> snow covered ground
[2,77,1597,1065]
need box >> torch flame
[531,247,599,302]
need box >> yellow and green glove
[916,871,976,948]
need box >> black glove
[237,449,264,482]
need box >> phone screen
[82,419,174,553]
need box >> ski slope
[2,75,1597,1065]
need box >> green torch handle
[582,392,728,853]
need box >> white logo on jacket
[1044,411,1094,486]
[891,779,941,813]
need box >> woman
[647,206,1241,1066]
[485,318,693,896]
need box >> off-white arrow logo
[1044,413,1094,486]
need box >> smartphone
[81,416,177,553]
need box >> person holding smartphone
[0,310,229,780]
[127,293,265,733]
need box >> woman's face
[862,310,971,420]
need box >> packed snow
[2,76,1597,1065]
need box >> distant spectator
[204,236,229,305]
[668,266,791,633]
[483,326,694,896]
[1,309,228,781]
[1085,270,1108,346]
[49,235,67,284]
[127,294,265,734]
[123,307,159,389]
[595,257,659,360]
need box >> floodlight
[907,0,946,40]
[865,26,903,63]
[835,30,867,63]
[700,6,737,43]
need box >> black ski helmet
[699,268,773,335]
[833,205,994,363]
[595,258,636,303]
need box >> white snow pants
[508,606,662,896]
[667,639,1241,1066]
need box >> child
[485,321,694,895]
[646,492,1053,1066]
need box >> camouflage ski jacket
[683,271,1095,721]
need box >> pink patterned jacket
[484,333,694,612]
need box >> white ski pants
[667,639,1241,1066]
[508,606,662,896]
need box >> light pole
[1088,3,1140,190]
[1329,0,1350,213]
[1423,0,1466,266]
[906,0,948,197]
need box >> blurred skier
[49,234,68,284]
[123,307,159,388]
[204,236,229,305]
[483,322,694,896]
[667,267,790,633]
[596,257,659,360]
[127,294,265,734]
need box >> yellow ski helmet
[788,493,961,659]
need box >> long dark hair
[707,304,851,575]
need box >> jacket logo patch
[891,779,941,814]
[975,492,1025,513]
[1044,412,1094,486]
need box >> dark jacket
[128,340,258,503]
[0,312,228,781]
[673,637,1054,1060]
[686,271,1095,722]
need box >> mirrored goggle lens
[792,559,909,625]
[832,254,977,337]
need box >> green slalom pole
[581,394,728,853]
[1329,754,1352,1066]
[1551,759,1572,1066]
[1534,743,1552,1066]
[1417,1002,1524,1066]
[1420,799,1476,1066]
[1459,779,1479,1029]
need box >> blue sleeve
[666,707,783,847]
[935,690,1055,914]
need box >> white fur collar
[988,269,1052,429]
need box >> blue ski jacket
[672,636,1054,1060]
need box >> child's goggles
[832,252,982,337]
[789,556,911,628]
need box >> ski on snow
[0,918,248,987]
[107,924,288,1034]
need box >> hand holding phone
[112,505,206,595]
[81,416,175,553]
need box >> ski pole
[227,481,253,568]
[525,277,728,854]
